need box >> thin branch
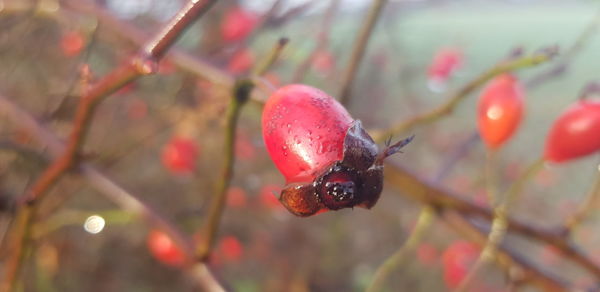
[338,0,387,106]
[1,1,219,290]
[443,212,569,292]
[563,166,600,232]
[383,161,600,280]
[195,39,288,260]
[455,158,545,292]
[292,0,340,82]
[371,49,557,143]
[0,93,224,292]
[366,206,435,292]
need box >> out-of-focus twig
[563,167,600,233]
[443,212,569,292]
[338,0,387,106]
[383,162,600,280]
[1,1,219,290]
[454,158,545,292]
[371,49,558,143]
[0,94,224,292]
[292,0,340,82]
[195,39,288,260]
[366,206,435,292]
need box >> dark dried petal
[280,183,322,217]
[342,120,378,170]
[357,167,383,209]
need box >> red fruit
[147,230,185,267]
[442,241,480,289]
[427,47,463,84]
[218,236,244,263]
[312,50,335,74]
[161,136,199,175]
[227,49,254,75]
[261,84,413,216]
[226,186,247,208]
[477,74,525,149]
[221,7,258,42]
[544,99,600,162]
[60,31,85,57]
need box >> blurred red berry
[147,230,185,267]
[60,31,85,57]
[218,236,244,263]
[161,136,199,175]
[312,50,335,74]
[259,184,283,209]
[442,241,480,289]
[227,49,254,75]
[544,99,600,162]
[226,186,248,208]
[221,7,258,42]
[427,47,463,85]
[417,243,439,266]
[477,74,525,149]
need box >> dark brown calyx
[342,120,378,170]
[279,183,320,217]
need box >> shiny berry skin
[161,136,199,175]
[262,84,413,217]
[442,241,480,289]
[220,8,258,43]
[544,100,600,162]
[147,230,185,267]
[477,74,525,149]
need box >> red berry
[217,236,244,263]
[226,186,247,208]
[442,241,480,289]
[60,31,85,57]
[477,74,525,149]
[147,230,185,267]
[544,99,600,162]
[227,49,254,75]
[161,136,199,175]
[427,47,463,84]
[312,50,335,74]
[261,84,413,216]
[220,7,258,42]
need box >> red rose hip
[261,84,413,216]
[147,230,185,267]
[544,99,600,162]
[477,73,525,149]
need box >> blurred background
[1,0,600,291]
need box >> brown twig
[195,39,288,260]
[443,212,569,292]
[338,0,387,106]
[0,94,224,291]
[291,0,340,82]
[1,1,218,290]
[371,49,557,143]
[383,161,600,280]
[563,166,600,232]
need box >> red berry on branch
[161,136,199,175]
[477,74,525,149]
[217,236,244,263]
[220,7,258,43]
[261,84,413,216]
[147,230,185,267]
[544,99,600,163]
[442,241,480,289]
[427,47,463,89]
[60,31,85,57]
[227,49,254,75]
